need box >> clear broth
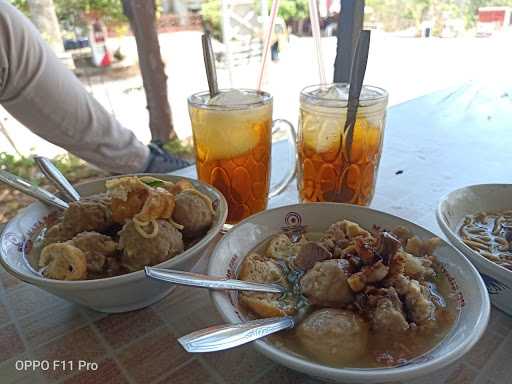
[238,233,459,368]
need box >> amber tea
[298,84,388,205]
[188,90,273,224]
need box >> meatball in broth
[237,221,458,368]
[297,309,369,365]
[300,259,354,307]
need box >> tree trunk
[27,0,63,54]
[298,19,305,36]
[122,0,176,143]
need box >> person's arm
[0,1,149,173]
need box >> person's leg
[0,1,161,174]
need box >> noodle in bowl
[438,183,512,315]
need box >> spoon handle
[0,170,69,210]
[178,317,295,353]
[144,267,285,294]
[35,156,81,202]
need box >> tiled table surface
[2,83,512,383]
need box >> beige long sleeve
[0,1,149,173]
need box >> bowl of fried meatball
[0,174,227,313]
[209,203,489,383]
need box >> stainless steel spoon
[0,170,69,210]
[34,156,81,202]
[144,267,285,294]
[174,227,311,352]
[178,303,312,353]
[178,316,295,353]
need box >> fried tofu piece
[239,253,296,317]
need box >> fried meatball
[108,177,176,224]
[43,194,114,246]
[111,188,149,224]
[118,220,184,271]
[39,243,88,280]
[239,253,296,317]
[104,256,125,277]
[297,309,369,365]
[61,200,113,237]
[70,232,117,273]
[43,223,74,246]
[300,259,353,307]
[172,190,214,237]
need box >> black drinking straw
[333,0,365,83]
[328,30,371,201]
[344,30,371,161]
[201,33,219,98]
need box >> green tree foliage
[366,0,410,30]
[202,0,309,40]
[278,0,309,22]
[10,0,30,14]
[367,0,512,33]
[10,0,126,25]
[12,0,512,37]
[55,0,126,25]
[201,0,221,39]
[405,0,430,29]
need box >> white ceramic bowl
[209,203,489,383]
[0,174,227,313]
[437,183,512,315]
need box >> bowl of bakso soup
[209,203,489,383]
[0,174,227,313]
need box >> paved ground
[0,31,511,158]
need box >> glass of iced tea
[188,89,296,223]
[298,83,388,205]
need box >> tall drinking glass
[188,89,296,224]
[297,84,388,205]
